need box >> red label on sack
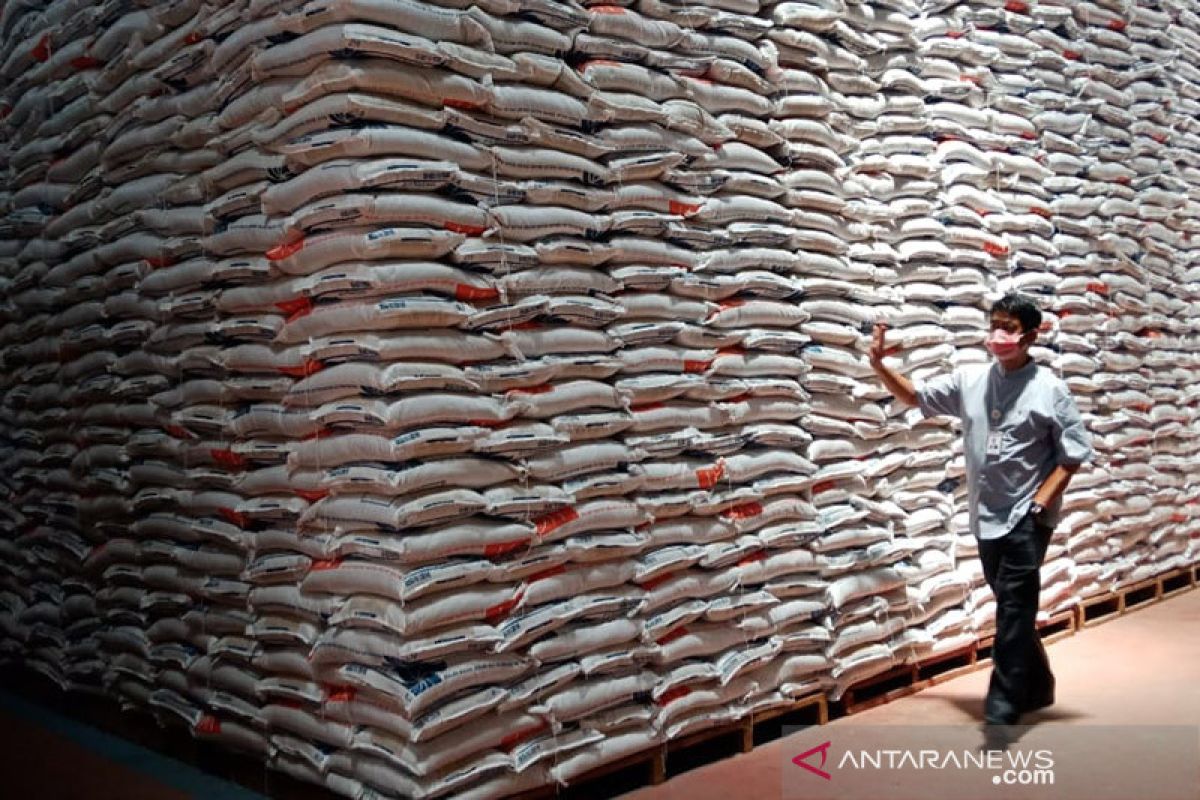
[591,5,627,13]
[1063,49,1081,61]
[455,284,500,302]
[485,590,523,622]
[656,627,690,647]
[724,501,763,520]
[639,571,678,591]
[535,507,579,537]
[1021,131,1038,141]
[669,200,702,216]
[444,221,488,236]
[71,56,101,69]
[696,461,725,489]
[527,565,567,583]
[1171,513,1188,523]
[278,359,324,378]
[500,720,549,751]
[294,488,330,502]
[210,449,246,469]
[267,239,304,261]
[1153,133,1168,144]
[31,34,50,62]
[738,551,767,567]
[812,480,839,495]
[310,559,343,572]
[1086,282,1110,295]
[683,358,713,373]
[947,30,964,39]
[276,296,313,321]
[1116,176,1131,185]
[1031,206,1053,219]
[466,418,511,428]
[164,424,194,440]
[218,507,248,528]
[144,255,176,269]
[1005,0,1029,12]
[484,538,531,559]
[443,98,485,110]
[508,384,554,396]
[195,716,221,735]
[1108,19,1127,31]
[631,402,666,413]
[655,686,692,706]
[983,241,1010,257]
[324,685,356,703]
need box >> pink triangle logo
[793,741,833,781]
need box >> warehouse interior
[1,0,1199,798]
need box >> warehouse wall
[1,0,1199,797]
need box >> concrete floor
[0,588,1195,799]
[624,587,1200,800]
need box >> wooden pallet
[837,642,979,715]
[976,609,1076,663]
[1076,566,1197,629]
[915,642,980,686]
[1038,609,1077,644]
[836,661,920,715]
[525,692,827,799]
[1161,566,1197,599]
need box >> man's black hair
[990,292,1042,334]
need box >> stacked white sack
[0,0,1199,798]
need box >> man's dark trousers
[978,512,1055,724]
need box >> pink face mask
[986,329,1025,358]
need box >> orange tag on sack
[724,501,763,520]
[267,239,304,261]
[695,461,726,489]
[444,221,487,236]
[655,686,692,706]
[535,507,579,537]
[484,538,532,559]
[278,359,324,378]
[455,284,500,302]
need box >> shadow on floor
[906,691,1089,727]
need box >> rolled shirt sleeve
[1050,383,1094,466]
[915,369,963,419]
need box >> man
[868,292,1094,728]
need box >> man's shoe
[980,724,1014,753]
[1021,694,1054,713]
[984,709,1020,726]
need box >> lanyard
[986,368,1004,428]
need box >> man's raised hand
[869,322,889,367]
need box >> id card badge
[986,430,1004,458]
